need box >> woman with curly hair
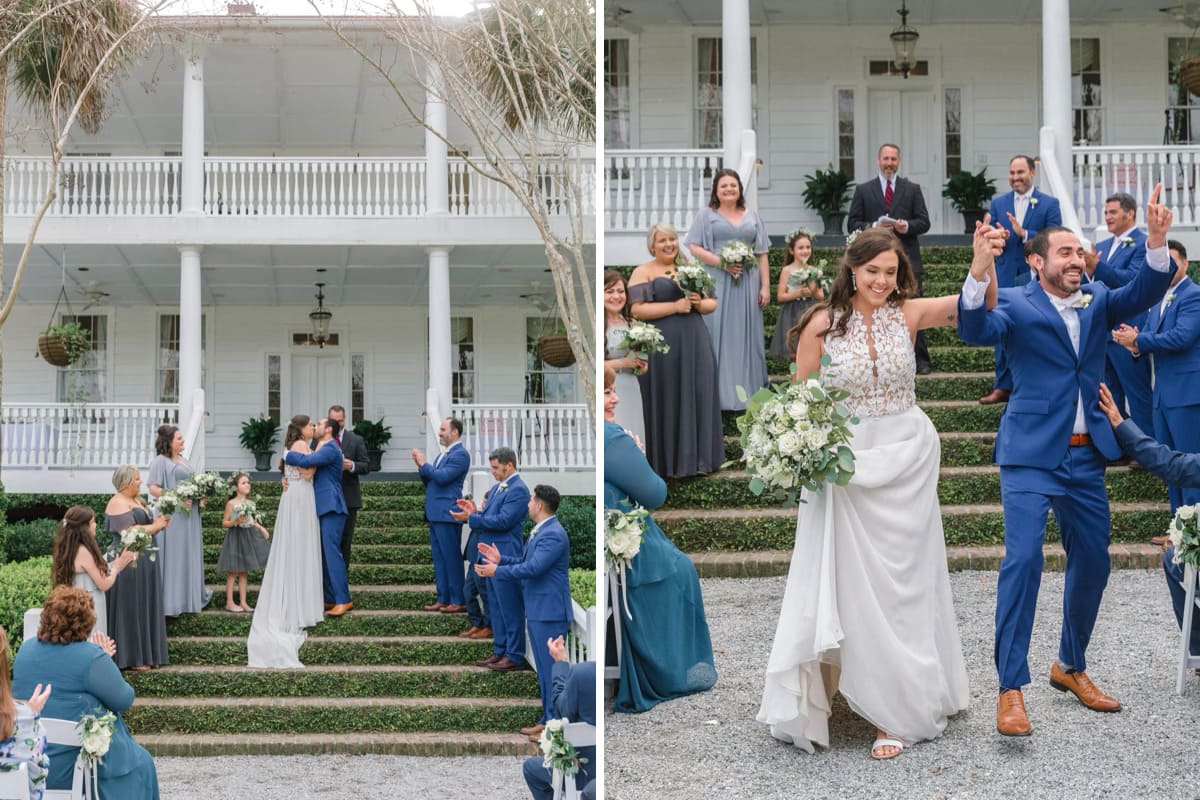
[51,505,136,636]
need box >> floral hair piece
[845,229,862,247]
[786,228,814,244]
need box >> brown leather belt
[1069,433,1091,447]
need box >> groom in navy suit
[958,185,1175,736]
[477,483,573,737]
[980,155,1062,404]
[285,417,352,615]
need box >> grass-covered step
[922,401,1005,432]
[166,635,493,666]
[928,346,994,372]
[139,731,538,757]
[202,526,432,547]
[125,696,544,735]
[167,609,469,638]
[207,584,439,611]
[127,664,538,699]
[723,431,995,468]
[924,327,978,348]
[201,543,432,565]
[655,503,1171,551]
[923,262,974,281]
[203,564,434,585]
[915,373,995,401]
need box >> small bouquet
[606,504,648,620]
[674,260,716,298]
[76,709,116,768]
[152,489,181,517]
[188,471,230,501]
[539,717,587,777]
[728,356,858,505]
[1167,505,1200,569]
[786,258,832,296]
[718,240,756,283]
[173,479,205,503]
[108,525,157,568]
[619,321,669,375]
[232,497,265,524]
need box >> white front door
[288,354,344,425]
[867,89,942,233]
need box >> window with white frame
[526,318,578,404]
[1071,38,1102,145]
[944,88,962,175]
[266,355,281,424]
[605,38,632,149]
[351,354,366,425]
[426,317,476,403]
[836,89,855,179]
[1168,38,1200,144]
[57,315,107,403]
[695,37,758,149]
[157,314,207,403]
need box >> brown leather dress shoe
[422,602,446,612]
[1049,663,1121,712]
[474,654,503,667]
[520,724,545,737]
[488,656,532,672]
[439,604,468,614]
[323,603,334,611]
[468,627,493,640]
[997,689,1032,736]
[979,388,1011,405]
[457,626,482,639]
[326,602,353,617]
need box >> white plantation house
[604,0,1200,263]
[1,12,595,494]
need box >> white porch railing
[0,403,179,469]
[605,149,723,232]
[1072,144,1200,230]
[3,157,182,217]
[452,403,594,471]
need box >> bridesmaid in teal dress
[604,368,717,713]
[13,586,159,799]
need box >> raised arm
[908,219,1003,330]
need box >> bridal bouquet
[108,525,157,568]
[674,260,716,298]
[539,717,587,777]
[718,240,756,283]
[1167,505,1200,568]
[619,321,669,374]
[729,356,858,505]
[786,258,832,295]
[232,497,265,524]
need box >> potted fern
[801,165,854,236]
[239,415,279,472]
[354,416,392,472]
[943,168,997,233]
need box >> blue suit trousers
[464,564,489,628]
[489,573,526,661]
[1106,344,1153,434]
[1153,405,1200,513]
[996,446,1111,689]
[319,511,350,605]
[527,619,569,723]
[429,521,465,605]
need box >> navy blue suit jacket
[495,516,572,623]
[468,474,530,555]
[1137,277,1200,409]
[419,443,470,522]
[988,189,1061,286]
[285,442,347,516]
[1116,419,1200,486]
[1094,229,1148,287]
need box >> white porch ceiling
[0,242,590,310]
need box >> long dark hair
[707,168,746,210]
[788,228,917,349]
[280,415,311,471]
[0,626,12,739]
[154,424,179,457]
[52,505,105,588]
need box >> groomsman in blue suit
[286,417,353,615]
[1112,240,1200,512]
[413,417,471,614]
[980,155,1062,405]
[452,446,530,672]
[1090,192,1154,435]
[957,185,1175,737]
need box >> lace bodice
[284,464,311,483]
[821,305,916,418]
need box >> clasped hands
[474,541,502,577]
[967,215,1009,279]
[1112,324,1139,354]
[449,497,477,523]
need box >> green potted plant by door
[354,416,392,472]
[239,415,279,472]
[943,168,997,233]
[801,165,855,236]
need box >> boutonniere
[1072,293,1093,309]
[1166,290,1177,308]
[499,481,509,491]
[1029,196,1039,207]
[1121,236,1135,248]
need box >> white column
[1042,0,1072,193]
[425,65,449,216]
[178,246,203,434]
[722,0,752,193]
[181,49,205,215]
[426,246,453,455]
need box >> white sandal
[870,737,905,760]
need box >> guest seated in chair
[521,637,596,800]
[0,625,50,800]
[12,586,160,799]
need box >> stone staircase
[127,480,542,756]
[632,246,1172,576]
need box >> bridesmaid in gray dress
[148,425,212,616]
[603,269,646,443]
[104,465,170,670]
[685,168,771,411]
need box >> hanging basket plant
[1182,57,1200,97]
[37,322,90,367]
[538,333,576,368]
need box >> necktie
[884,180,893,211]
[1015,194,1027,224]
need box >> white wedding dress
[758,305,969,751]
[247,464,325,669]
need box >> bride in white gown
[758,225,1001,759]
[247,415,325,669]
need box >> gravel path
[605,570,1200,800]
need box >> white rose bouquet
[152,489,181,517]
[1167,504,1200,568]
[232,498,265,524]
[606,505,649,620]
[718,240,756,283]
[728,356,858,505]
[786,258,832,296]
[188,470,230,501]
[77,710,115,767]
[539,717,587,777]
[619,321,669,375]
[108,525,157,568]
[674,260,716,298]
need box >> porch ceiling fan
[519,281,555,313]
[76,281,110,310]
[605,5,642,33]
[1162,3,1200,29]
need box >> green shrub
[0,557,52,651]
[568,568,596,609]
[6,493,108,523]
[0,520,58,563]
[521,495,596,570]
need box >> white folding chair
[0,763,31,800]
[22,609,40,644]
[1177,564,1200,695]
[603,570,623,681]
[38,718,90,800]
[550,721,596,800]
